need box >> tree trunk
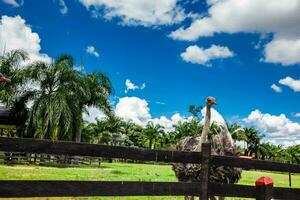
[75,128,82,143]
[149,139,153,149]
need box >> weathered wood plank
[200,143,211,200]
[0,109,15,125]
[0,181,199,197]
[1,181,299,199]
[211,155,300,173]
[273,187,300,200]
[1,137,300,173]
[0,137,202,163]
[256,185,273,200]
[208,183,256,198]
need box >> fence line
[0,152,101,167]
[1,137,299,173]
[1,180,299,199]
[0,136,300,199]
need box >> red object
[0,75,11,83]
[255,176,274,186]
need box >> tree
[75,72,113,142]
[188,118,202,136]
[102,115,126,146]
[258,142,287,162]
[121,121,145,147]
[143,121,164,149]
[19,54,113,141]
[244,127,262,157]
[22,55,82,140]
[0,49,28,106]
[286,145,300,164]
[208,122,222,139]
[188,104,202,119]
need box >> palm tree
[208,122,222,139]
[227,122,247,149]
[103,115,126,146]
[20,54,113,141]
[82,120,108,144]
[143,121,164,149]
[287,145,300,164]
[75,72,113,142]
[121,121,144,147]
[244,127,262,157]
[188,118,202,136]
[22,55,82,140]
[257,143,286,162]
[0,49,28,106]
[173,121,190,140]
[188,104,202,119]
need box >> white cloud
[86,96,231,134]
[83,106,106,123]
[293,113,300,118]
[125,79,138,91]
[125,79,146,93]
[270,84,282,93]
[151,113,192,132]
[115,96,190,131]
[244,109,300,146]
[2,0,23,7]
[279,76,300,92]
[154,101,166,105]
[151,116,176,132]
[170,0,300,66]
[0,15,51,64]
[114,96,229,132]
[181,45,234,65]
[264,38,300,66]
[115,97,151,125]
[78,0,186,27]
[201,106,226,126]
[59,0,68,15]
[86,45,100,57]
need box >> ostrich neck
[200,105,211,143]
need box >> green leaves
[20,55,112,141]
[0,49,29,106]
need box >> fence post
[289,161,292,187]
[255,176,273,200]
[200,142,211,200]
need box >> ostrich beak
[212,99,217,105]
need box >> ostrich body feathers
[172,129,242,184]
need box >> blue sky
[1,0,300,145]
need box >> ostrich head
[199,96,217,144]
[206,96,217,107]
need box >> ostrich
[172,96,241,200]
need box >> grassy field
[0,162,299,200]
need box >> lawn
[0,162,299,200]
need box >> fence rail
[0,152,102,167]
[0,136,300,199]
[0,137,299,173]
[1,181,299,199]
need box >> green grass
[0,163,299,200]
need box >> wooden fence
[0,152,102,167]
[0,136,299,199]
